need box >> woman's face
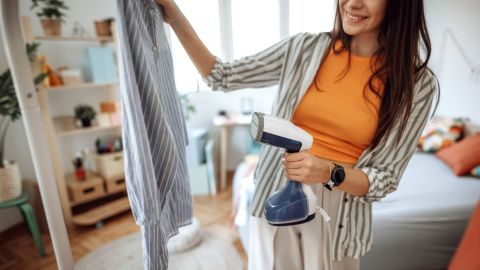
[338,0,387,37]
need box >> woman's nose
[346,0,364,9]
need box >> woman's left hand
[282,150,331,185]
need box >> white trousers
[248,184,360,270]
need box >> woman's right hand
[154,0,181,25]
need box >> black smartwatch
[324,163,345,191]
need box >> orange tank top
[291,45,383,164]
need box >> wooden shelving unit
[23,19,129,227]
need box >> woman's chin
[342,25,363,37]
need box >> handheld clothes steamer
[250,112,324,226]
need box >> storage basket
[105,177,126,194]
[0,161,22,202]
[95,152,125,182]
[66,173,105,204]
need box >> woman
[155,0,439,269]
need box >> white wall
[425,0,480,123]
[1,0,479,232]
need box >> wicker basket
[94,21,111,37]
[0,161,22,202]
[40,19,62,36]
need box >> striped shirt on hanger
[203,32,439,261]
[117,0,192,269]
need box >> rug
[76,227,244,270]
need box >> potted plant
[74,104,96,128]
[31,0,68,36]
[94,17,115,37]
[0,43,47,202]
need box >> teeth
[346,12,365,21]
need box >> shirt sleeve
[202,33,305,92]
[355,71,439,203]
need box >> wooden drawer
[67,173,106,205]
[105,177,126,194]
[95,152,125,182]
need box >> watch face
[333,166,345,185]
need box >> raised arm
[155,0,215,78]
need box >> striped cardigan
[203,32,439,260]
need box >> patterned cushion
[418,116,467,153]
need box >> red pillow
[435,133,480,176]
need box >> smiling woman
[155,0,439,269]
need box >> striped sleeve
[202,33,304,91]
[356,71,440,203]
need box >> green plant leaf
[34,73,48,85]
[0,42,45,123]
[31,0,68,20]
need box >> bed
[232,151,480,270]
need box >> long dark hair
[323,0,436,150]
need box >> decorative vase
[40,19,62,36]
[0,161,22,202]
[74,167,86,181]
[81,118,92,127]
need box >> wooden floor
[0,173,247,270]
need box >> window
[289,0,335,35]
[231,0,280,59]
[168,0,221,93]
[168,0,335,93]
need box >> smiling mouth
[345,11,368,22]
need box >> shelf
[58,124,121,137]
[72,196,130,226]
[39,82,118,92]
[22,15,123,226]
[35,35,114,43]
[53,116,121,137]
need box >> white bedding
[360,151,480,270]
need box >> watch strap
[324,179,334,191]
